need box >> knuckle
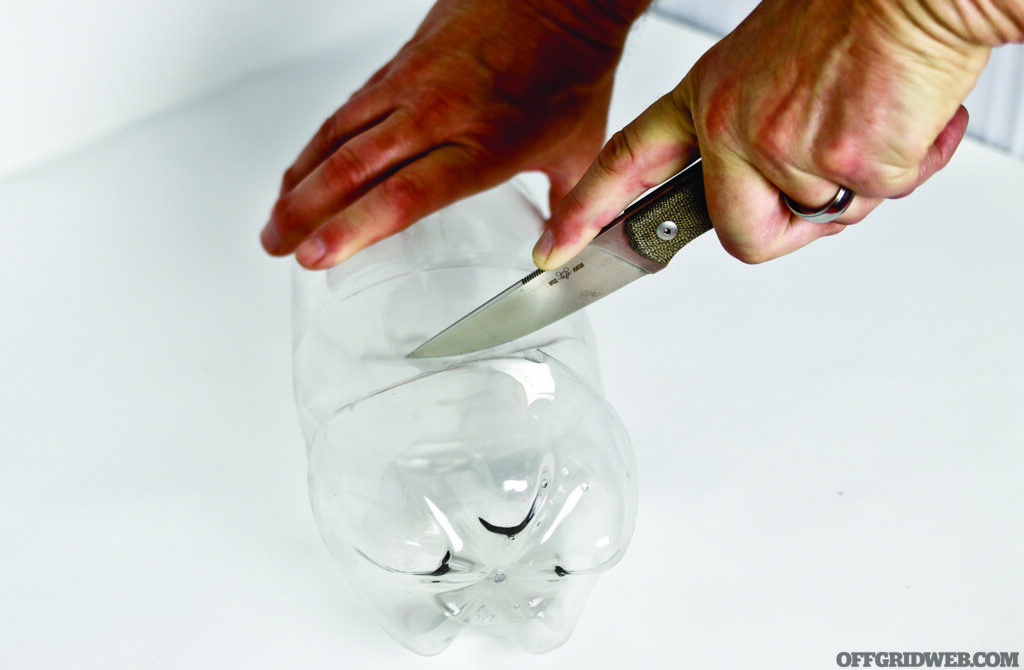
[701,97,731,139]
[812,137,920,197]
[550,189,593,241]
[409,88,459,131]
[596,128,640,179]
[393,105,435,145]
[812,136,864,183]
[314,113,342,152]
[314,224,350,252]
[559,188,587,224]
[379,171,427,216]
[885,164,921,196]
[695,79,738,141]
[270,197,298,234]
[320,146,367,191]
[749,123,792,170]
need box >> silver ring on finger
[783,186,855,224]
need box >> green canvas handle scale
[620,160,713,266]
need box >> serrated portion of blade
[407,246,649,358]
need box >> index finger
[280,82,395,196]
[536,93,700,270]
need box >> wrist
[900,0,1024,46]
[521,0,652,55]
[855,0,992,84]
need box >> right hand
[535,0,1003,270]
[261,0,644,269]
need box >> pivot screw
[656,220,679,241]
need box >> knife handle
[622,160,712,265]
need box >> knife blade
[408,159,712,358]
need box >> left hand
[534,0,986,269]
[261,0,642,269]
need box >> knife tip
[406,340,479,359]
[406,342,443,359]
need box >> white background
[1,2,1021,668]
[0,0,397,177]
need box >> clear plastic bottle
[292,181,637,655]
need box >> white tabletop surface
[1,5,1021,668]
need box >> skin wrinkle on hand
[263,0,1021,271]
[918,0,1024,45]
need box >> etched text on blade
[408,246,648,358]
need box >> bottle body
[292,182,637,655]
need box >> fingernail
[261,223,281,253]
[532,228,555,268]
[295,237,326,267]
